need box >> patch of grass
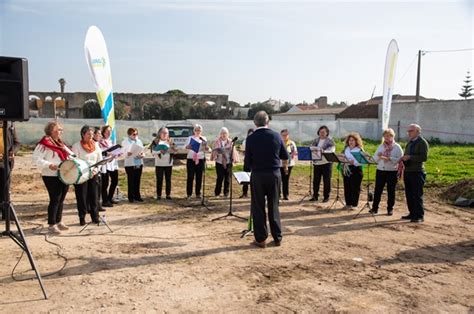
[117,142,473,192]
[294,140,474,186]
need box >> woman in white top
[310,125,336,202]
[280,129,297,200]
[370,128,404,216]
[72,125,103,226]
[342,132,364,210]
[151,127,176,200]
[121,127,145,203]
[211,127,239,197]
[99,125,119,207]
[32,121,73,234]
[184,124,210,199]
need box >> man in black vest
[1,122,20,220]
[401,124,429,223]
[244,111,289,248]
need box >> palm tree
[58,78,67,118]
[58,78,66,94]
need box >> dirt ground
[0,154,473,313]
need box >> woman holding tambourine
[32,121,74,234]
[72,125,103,226]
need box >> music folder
[323,152,350,163]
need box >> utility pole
[415,50,422,102]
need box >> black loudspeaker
[0,56,29,121]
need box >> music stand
[352,151,378,222]
[297,147,314,204]
[323,152,348,211]
[0,121,48,299]
[79,158,114,233]
[212,140,246,221]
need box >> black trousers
[313,163,333,200]
[372,170,398,212]
[242,183,249,195]
[280,166,293,198]
[74,176,99,220]
[155,166,172,197]
[125,166,143,201]
[215,163,231,196]
[102,170,118,202]
[404,171,426,219]
[42,176,69,225]
[251,171,282,243]
[343,166,363,207]
[186,159,204,197]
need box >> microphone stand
[212,138,246,221]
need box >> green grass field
[235,140,474,186]
[117,141,473,196]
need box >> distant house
[286,96,329,113]
[261,98,284,111]
[272,107,346,121]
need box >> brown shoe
[274,240,282,247]
[251,240,266,248]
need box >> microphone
[199,137,207,143]
[232,136,238,143]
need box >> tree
[58,78,66,94]
[278,102,293,113]
[142,102,163,120]
[114,101,128,120]
[165,89,186,96]
[247,102,275,119]
[459,71,473,99]
[83,99,101,118]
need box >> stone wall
[383,99,474,143]
[29,91,229,119]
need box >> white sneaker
[57,222,69,230]
[48,225,61,235]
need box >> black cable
[10,223,68,281]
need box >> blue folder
[190,138,201,153]
[297,147,312,161]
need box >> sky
[0,0,473,106]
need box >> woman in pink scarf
[211,127,239,197]
[370,128,404,216]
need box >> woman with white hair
[184,124,209,199]
[211,127,239,197]
[370,128,403,216]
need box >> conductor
[244,111,289,248]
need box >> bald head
[253,111,270,128]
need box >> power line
[397,53,418,85]
[424,48,474,54]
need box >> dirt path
[0,155,473,313]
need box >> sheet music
[233,171,251,184]
[128,143,145,158]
